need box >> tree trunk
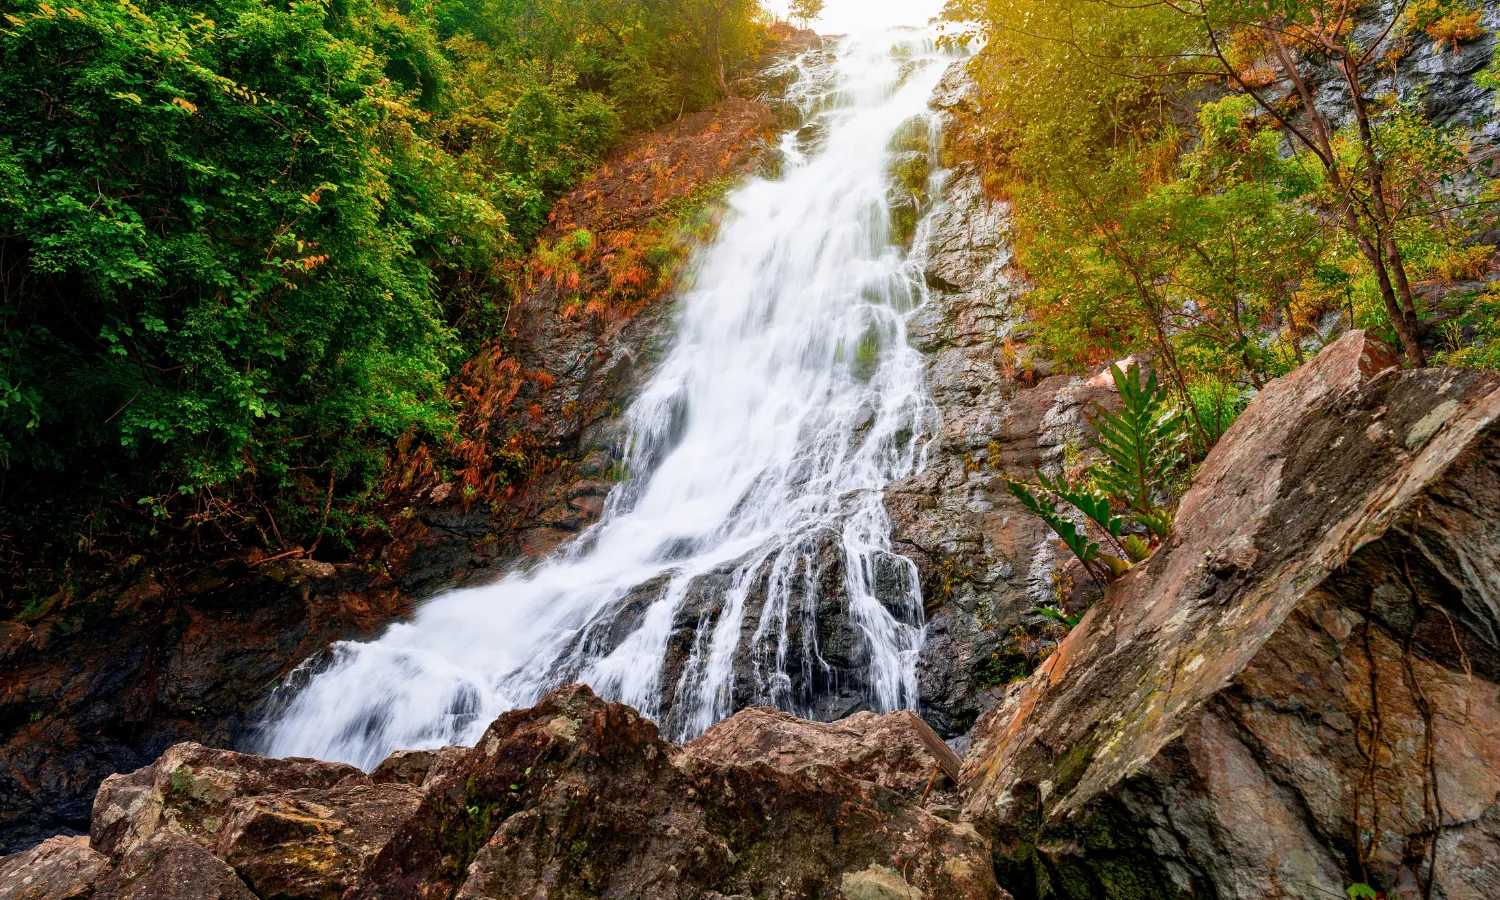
[1265,29,1427,366]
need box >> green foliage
[943,0,1498,394]
[0,0,470,551]
[1346,884,1379,900]
[1007,479,1106,580]
[0,0,774,598]
[788,0,823,27]
[1185,376,1249,456]
[1090,363,1186,539]
[1007,363,1186,587]
[1434,286,1500,370]
[1030,606,1084,630]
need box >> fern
[1007,478,1130,583]
[1007,480,1102,575]
[1032,606,1085,629]
[1035,471,1123,542]
[1006,362,1187,590]
[1089,362,1185,538]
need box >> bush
[0,0,486,551]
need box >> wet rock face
[887,62,1125,738]
[0,686,1009,900]
[959,332,1500,900]
[561,528,901,740]
[0,560,409,854]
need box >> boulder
[685,705,964,803]
[370,746,470,792]
[0,835,107,900]
[93,833,256,900]
[0,687,1005,900]
[959,332,1500,899]
[215,782,424,900]
[91,742,364,859]
[354,684,1006,900]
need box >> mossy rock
[888,115,933,155]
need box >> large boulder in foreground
[960,332,1500,900]
[358,685,1002,899]
[0,688,1006,900]
[0,835,106,900]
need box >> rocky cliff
[3,330,1499,899]
[961,332,1500,899]
[885,65,1127,741]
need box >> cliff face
[884,66,1124,740]
[894,4,1500,740]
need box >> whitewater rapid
[262,28,958,769]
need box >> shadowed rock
[959,332,1500,899]
[91,743,364,859]
[94,833,256,900]
[1,686,1008,900]
[370,746,469,792]
[358,685,1004,900]
[0,835,107,900]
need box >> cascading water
[262,27,960,769]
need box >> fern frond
[1088,362,1185,538]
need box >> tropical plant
[941,0,1498,379]
[1089,363,1187,539]
[1007,363,1186,586]
[0,0,777,604]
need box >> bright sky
[766,0,948,34]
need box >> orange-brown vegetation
[376,95,779,571]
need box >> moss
[975,651,1036,687]
[1034,801,1207,900]
[888,115,932,154]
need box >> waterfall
[262,27,958,769]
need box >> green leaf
[1032,606,1084,629]
[1007,479,1102,576]
[1088,363,1184,539]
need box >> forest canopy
[0,0,775,603]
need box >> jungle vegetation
[0,0,776,608]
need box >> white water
[263,29,956,769]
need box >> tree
[942,0,1493,374]
[789,0,824,28]
[1191,0,1439,365]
